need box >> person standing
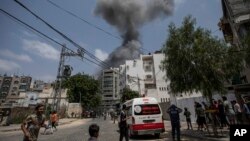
[243,102,250,123]
[183,107,192,130]
[222,96,236,125]
[167,104,182,141]
[88,123,100,141]
[218,99,229,128]
[119,104,129,141]
[232,100,243,124]
[196,103,208,131]
[21,103,46,141]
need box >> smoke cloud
[94,0,174,68]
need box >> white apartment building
[119,52,172,103]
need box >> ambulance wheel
[155,133,160,138]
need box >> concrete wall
[159,102,171,120]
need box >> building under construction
[219,0,250,45]
[219,0,250,117]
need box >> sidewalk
[0,118,79,132]
[164,120,230,141]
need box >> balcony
[225,0,250,19]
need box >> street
[0,117,211,141]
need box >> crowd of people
[167,96,250,141]
[192,96,250,131]
[20,97,250,141]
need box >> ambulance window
[127,106,132,116]
[134,104,160,115]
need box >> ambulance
[123,97,165,138]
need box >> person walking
[43,111,53,134]
[21,103,46,141]
[167,104,182,141]
[88,123,100,141]
[183,107,192,130]
[51,111,58,131]
[119,104,129,141]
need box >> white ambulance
[123,97,165,138]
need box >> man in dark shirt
[167,104,182,141]
[119,104,129,141]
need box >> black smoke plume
[94,0,174,68]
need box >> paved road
[0,117,211,141]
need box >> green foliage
[242,28,250,65]
[62,73,101,109]
[121,88,139,102]
[161,15,244,99]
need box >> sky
[0,0,224,82]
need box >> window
[103,90,112,93]
[144,66,152,72]
[19,85,27,90]
[104,95,113,97]
[127,106,132,116]
[133,60,136,67]
[12,87,18,91]
[146,75,152,79]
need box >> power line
[0,8,108,69]
[46,0,151,54]
[47,0,122,40]
[14,0,111,68]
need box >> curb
[181,129,229,141]
[0,119,79,133]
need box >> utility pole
[52,45,84,111]
[128,75,142,96]
[137,74,141,96]
[79,91,82,119]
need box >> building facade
[0,75,32,104]
[219,0,250,45]
[119,52,179,103]
[101,68,120,111]
[217,0,250,123]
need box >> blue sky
[0,0,223,82]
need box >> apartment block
[101,68,120,111]
[0,75,32,104]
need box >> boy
[184,107,193,130]
[88,123,100,141]
[21,103,46,141]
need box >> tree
[121,88,139,102]
[162,15,243,100]
[161,16,244,136]
[62,73,101,109]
